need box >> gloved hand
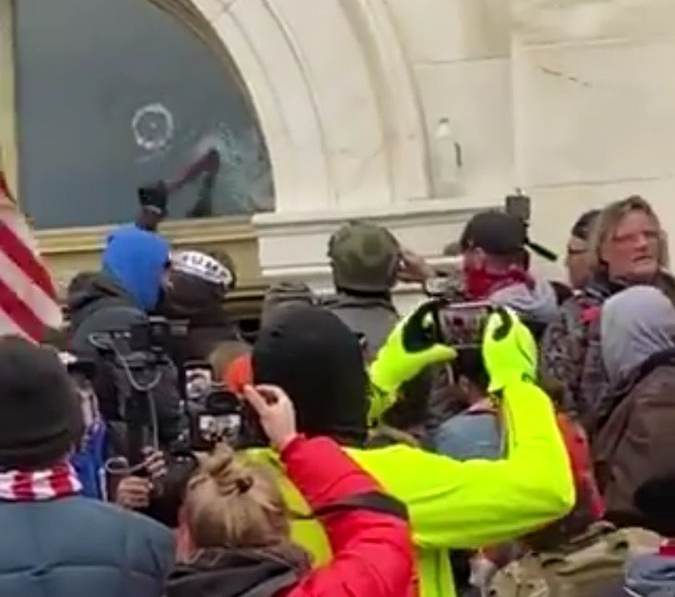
[482,307,537,393]
[370,300,456,394]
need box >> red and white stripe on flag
[0,172,62,341]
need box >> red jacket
[280,436,417,597]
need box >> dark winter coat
[0,495,174,597]
[595,351,675,529]
[67,273,181,445]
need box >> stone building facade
[2,0,674,293]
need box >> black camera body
[87,317,187,466]
[184,386,263,452]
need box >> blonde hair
[184,445,289,549]
[589,195,669,272]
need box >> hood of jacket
[624,554,675,596]
[601,286,675,388]
[168,546,305,597]
[66,272,136,330]
[102,225,170,312]
[489,276,558,326]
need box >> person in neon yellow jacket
[247,302,575,597]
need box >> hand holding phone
[243,385,297,452]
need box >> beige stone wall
[6,0,675,291]
[512,0,675,277]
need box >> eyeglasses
[611,229,660,246]
[566,247,588,257]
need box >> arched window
[14,0,273,229]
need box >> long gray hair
[588,195,669,274]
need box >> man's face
[565,236,593,289]
[601,210,660,282]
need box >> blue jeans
[433,412,501,461]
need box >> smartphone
[437,301,492,348]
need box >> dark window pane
[15,0,273,229]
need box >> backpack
[488,523,630,597]
[555,296,608,431]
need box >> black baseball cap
[460,210,527,255]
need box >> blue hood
[102,225,170,311]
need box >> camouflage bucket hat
[328,221,400,293]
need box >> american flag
[0,170,62,341]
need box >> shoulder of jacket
[80,498,173,539]
[632,363,675,395]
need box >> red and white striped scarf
[0,461,82,502]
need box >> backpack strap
[295,491,409,522]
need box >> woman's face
[602,210,661,282]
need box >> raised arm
[282,436,414,597]
[243,386,415,597]
[362,305,575,549]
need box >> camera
[505,190,558,262]
[189,388,242,451]
[129,317,188,353]
[185,386,263,451]
[88,318,188,466]
[182,363,263,451]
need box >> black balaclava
[253,305,368,447]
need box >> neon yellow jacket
[247,378,575,597]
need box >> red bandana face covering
[463,263,534,301]
[0,461,82,502]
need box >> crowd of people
[2,187,675,597]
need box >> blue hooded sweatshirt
[102,225,170,312]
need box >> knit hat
[328,221,400,293]
[253,306,368,445]
[138,181,168,216]
[0,337,83,471]
[172,251,235,291]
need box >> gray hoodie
[490,277,559,327]
[601,286,675,388]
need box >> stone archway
[149,0,431,215]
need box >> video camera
[505,190,557,262]
[88,316,188,466]
[182,362,264,452]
